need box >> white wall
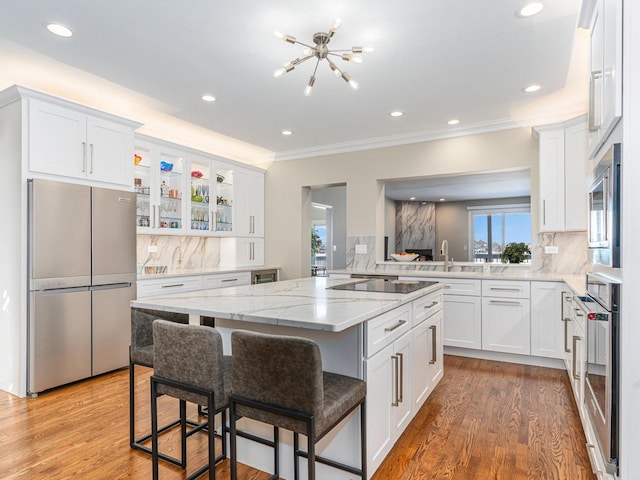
[620,1,640,478]
[262,127,538,279]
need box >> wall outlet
[148,245,158,253]
[544,245,559,254]
[355,244,367,254]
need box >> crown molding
[273,105,588,162]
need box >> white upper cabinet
[28,98,137,187]
[235,168,265,237]
[587,0,622,158]
[536,116,588,232]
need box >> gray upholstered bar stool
[229,330,367,480]
[129,308,190,463]
[151,319,232,480]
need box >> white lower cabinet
[137,275,203,298]
[365,330,413,475]
[530,281,565,359]
[442,294,482,349]
[482,297,531,355]
[364,289,444,476]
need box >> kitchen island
[131,276,445,479]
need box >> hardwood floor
[371,355,595,480]
[0,355,594,479]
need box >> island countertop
[131,276,443,332]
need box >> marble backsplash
[137,235,221,273]
[347,232,590,275]
[395,202,436,254]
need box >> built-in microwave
[588,143,621,267]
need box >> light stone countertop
[137,265,279,281]
[131,276,443,332]
[329,268,586,296]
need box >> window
[468,204,531,263]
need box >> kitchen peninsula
[131,276,445,479]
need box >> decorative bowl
[391,253,419,262]
[191,170,203,178]
[217,174,225,183]
[160,161,173,172]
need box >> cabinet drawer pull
[564,316,570,353]
[161,283,185,288]
[82,141,87,172]
[221,278,238,283]
[429,325,437,365]
[391,355,400,407]
[489,300,521,305]
[423,301,439,309]
[89,143,95,173]
[384,319,407,332]
[489,287,520,292]
[572,335,581,380]
[397,352,404,403]
[443,285,451,289]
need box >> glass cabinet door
[189,156,213,232]
[134,144,153,229]
[157,149,184,231]
[214,166,234,233]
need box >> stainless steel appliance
[588,143,621,267]
[575,272,620,474]
[27,179,136,394]
[251,268,278,284]
[329,278,438,294]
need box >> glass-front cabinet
[134,138,185,234]
[188,154,213,232]
[214,166,234,234]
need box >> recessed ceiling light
[516,1,545,18]
[281,130,293,136]
[447,119,460,125]
[439,198,446,202]
[46,23,73,38]
[522,84,542,93]
[389,111,404,117]
[409,196,416,201]
[201,94,216,102]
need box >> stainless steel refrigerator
[28,179,137,394]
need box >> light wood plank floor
[0,355,595,479]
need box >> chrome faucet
[440,239,450,272]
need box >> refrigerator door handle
[90,283,133,291]
[41,286,90,295]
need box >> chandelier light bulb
[349,79,359,90]
[331,18,342,32]
[273,31,284,39]
[304,75,316,96]
[362,46,375,53]
[302,47,313,56]
[273,68,285,78]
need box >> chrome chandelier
[273,19,374,96]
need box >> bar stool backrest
[153,320,227,409]
[231,330,324,420]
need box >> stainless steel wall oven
[576,272,620,475]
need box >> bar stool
[130,309,194,466]
[151,319,231,480]
[229,330,367,480]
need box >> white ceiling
[0,0,587,161]
[384,169,532,202]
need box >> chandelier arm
[311,58,321,76]
[292,40,314,50]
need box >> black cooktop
[329,278,438,294]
